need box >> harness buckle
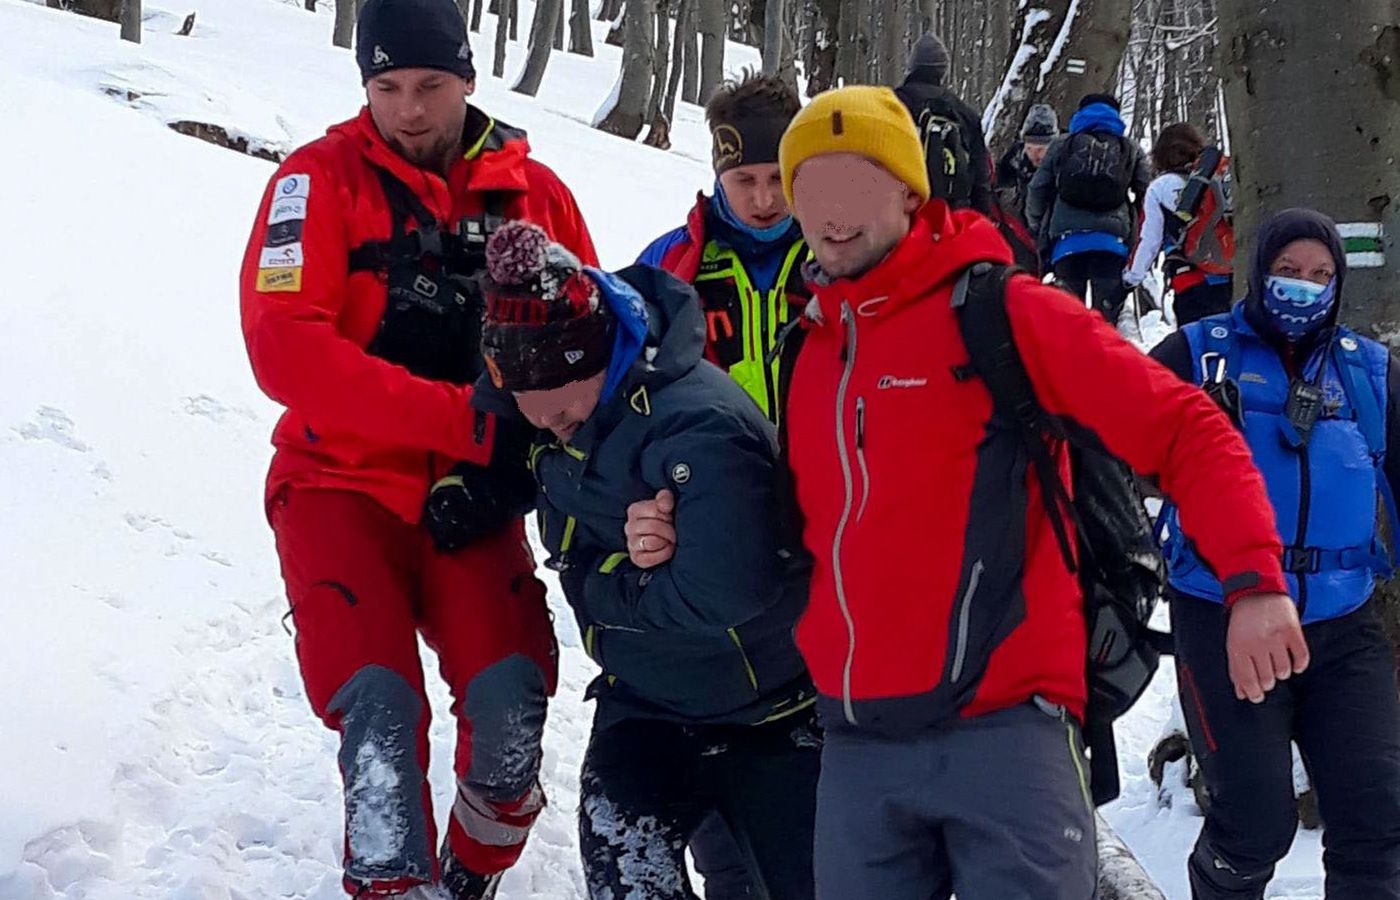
[1283,547,1321,574]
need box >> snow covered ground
[0,0,1325,896]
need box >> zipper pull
[855,397,866,448]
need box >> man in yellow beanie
[779,85,1307,899]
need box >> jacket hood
[611,264,707,389]
[1068,103,1126,137]
[1244,207,1349,345]
[805,201,1013,328]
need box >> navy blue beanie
[1249,208,1347,310]
[356,0,476,84]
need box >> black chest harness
[349,167,507,386]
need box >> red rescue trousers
[270,487,558,896]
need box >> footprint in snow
[13,406,90,452]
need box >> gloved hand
[423,419,537,552]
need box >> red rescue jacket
[240,107,597,523]
[786,201,1286,732]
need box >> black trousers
[1173,279,1234,326]
[1053,251,1128,324]
[579,709,821,900]
[1172,591,1400,900]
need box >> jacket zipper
[832,302,860,725]
[855,397,870,520]
[757,285,780,421]
[949,559,985,683]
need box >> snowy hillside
[0,0,1324,897]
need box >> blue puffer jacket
[1161,306,1393,623]
[476,265,814,728]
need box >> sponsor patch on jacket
[260,242,304,269]
[268,196,307,225]
[256,267,303,292]
[274,173,310,200]
[265,218,304,247]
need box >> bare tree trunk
[665,0,693,116]
[596,0,658,137]
[698,0,726,103]
[606,7,627,43]
[916,0,934,32]
[510,0,520,40]
[805,0,838,95]
[762,0,784,74]
[493,0,512,76]
[569,0,595,53]
[305,0,316,11]
[490,0,500,13]
[470,0,484,30]
[984,0,1131,159]
[119,0,140,42]
[644,2,670,121]
[333,0,356,48]
[598,0,623,19]
[515,0,564,95]
[682,0,700,102]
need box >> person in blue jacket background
[1150,208,1400,900]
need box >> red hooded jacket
[786,201,1286,732]
[240,107,596,523]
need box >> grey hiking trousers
[815,700,1097,900]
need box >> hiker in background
[1151,208,1400,900]
[1027,93,1150,325]
[1124,123,1235,326]
[893,33,994,215]
[992,103,1060,274]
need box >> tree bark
[493,0,512,76]
[598,0,623,20]
[305,0,316,11]
[596,0,657,138]
[469,0,483,30]
[984,0,1130,160]
[697,0,726,103]
[805,0,838,96]
[681,0,700,103]
[333,0,356,48]
[762,0,783,74]
[119,0,140,42]
[569,0,595,53]
[664,0,692,118]
[515,0,564,95]
[644,1,671,124]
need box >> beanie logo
[458,42,472,61]
[564,349,585,365]
[372,45,391,67]
[831,110,844,136]
[713,125,744,171]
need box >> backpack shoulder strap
[953,263,1081,574]
[1195,314,1240,385]
[1334,334,1386,459]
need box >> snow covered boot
[439,847,503,900]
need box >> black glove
[423,419,537,552]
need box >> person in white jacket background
[1124,123,1234,325]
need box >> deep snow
[0,0,1326,896]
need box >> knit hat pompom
[480,221,614,391]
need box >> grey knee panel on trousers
[461,653,549,802]
[329,664,434,886]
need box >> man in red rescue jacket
[777,86,1309,900]
[239,0,595,896]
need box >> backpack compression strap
[348,166,508,274]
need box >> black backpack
[917,107,974,208]
[1056,131,1133,213]
[953,263,1170,806]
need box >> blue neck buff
[1263,275,1337,340]
[713,180,795,244]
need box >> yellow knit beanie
[779,85,931,206]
